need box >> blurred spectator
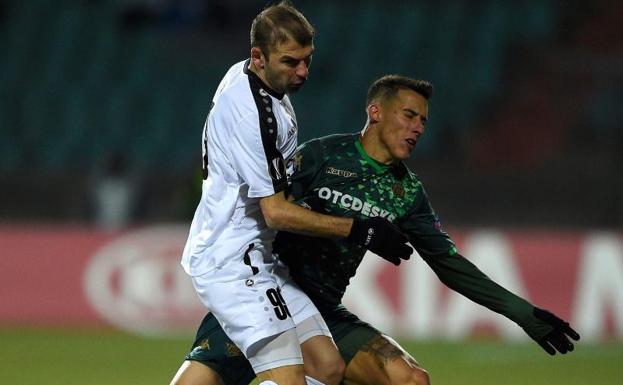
[91,151,135,230]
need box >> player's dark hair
[250,1,314,60]
[366,75,433,106]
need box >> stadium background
[1,1,621,384]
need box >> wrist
[346,218,359,239]
[347,218,369,244]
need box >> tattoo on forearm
[360,335,403,367]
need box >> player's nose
[412,117,425,135]
[296,62,309,79]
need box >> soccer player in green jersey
[170,75,579,385]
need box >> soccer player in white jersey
[173,3,412,385]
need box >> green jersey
[275,133,550,341]
[275,133,456,309]
[184,134,564,374]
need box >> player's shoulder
[212,61,259,120]
[216,62,252,100]
[301,132,359,151]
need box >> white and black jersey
[181,60,329,364]
[181,59,299,278]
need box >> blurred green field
[1,327,621,385]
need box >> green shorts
[186,304,380,385]
[321,304,380,365]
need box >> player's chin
[287,82,305,93]
[395,149,413,162]
[390,151,410,163]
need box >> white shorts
[191,257,324,358]
[247,313,331,373]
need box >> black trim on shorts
[243,243,259,275]
[246,66,288,193]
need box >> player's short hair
[366,75,433,106]
[250,1,315,59]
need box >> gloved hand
[347,217,413,265]
[530,307,580,355]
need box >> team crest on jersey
[294,152,303,171]
[392,182,405,198]
[199,338,210,350]
[226,342,242,357]
[269,157,286,181]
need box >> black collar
[391,161,409,180]
[243,59,285,100]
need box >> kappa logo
[269,157,286,181]
[326,167,358,178]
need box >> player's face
[377,89,428,162]
[263,38,314,94]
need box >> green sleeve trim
[354,140,387,174]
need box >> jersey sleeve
[399,185,457,257]
[226,113,288,198]
[421,251,536,328]
[403,186,538,333]
[400,188,532,326]
[287,139,325,200]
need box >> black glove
[531,307,580,355]
[347,217,413,265]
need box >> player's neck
[248,62,274,91]
[248,61,263,80]
[360,128,394,165]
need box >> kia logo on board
[83,225,205,337]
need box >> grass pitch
[1,327,621,385]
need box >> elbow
[263,209,282,230]
[259,192,292,231]
[264,211,290,231]
[261,203,287,230]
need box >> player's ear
[367,103,381,124]
[251,47,266,69]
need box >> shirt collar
[354,136,408,179]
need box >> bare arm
[260,191,353,238]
